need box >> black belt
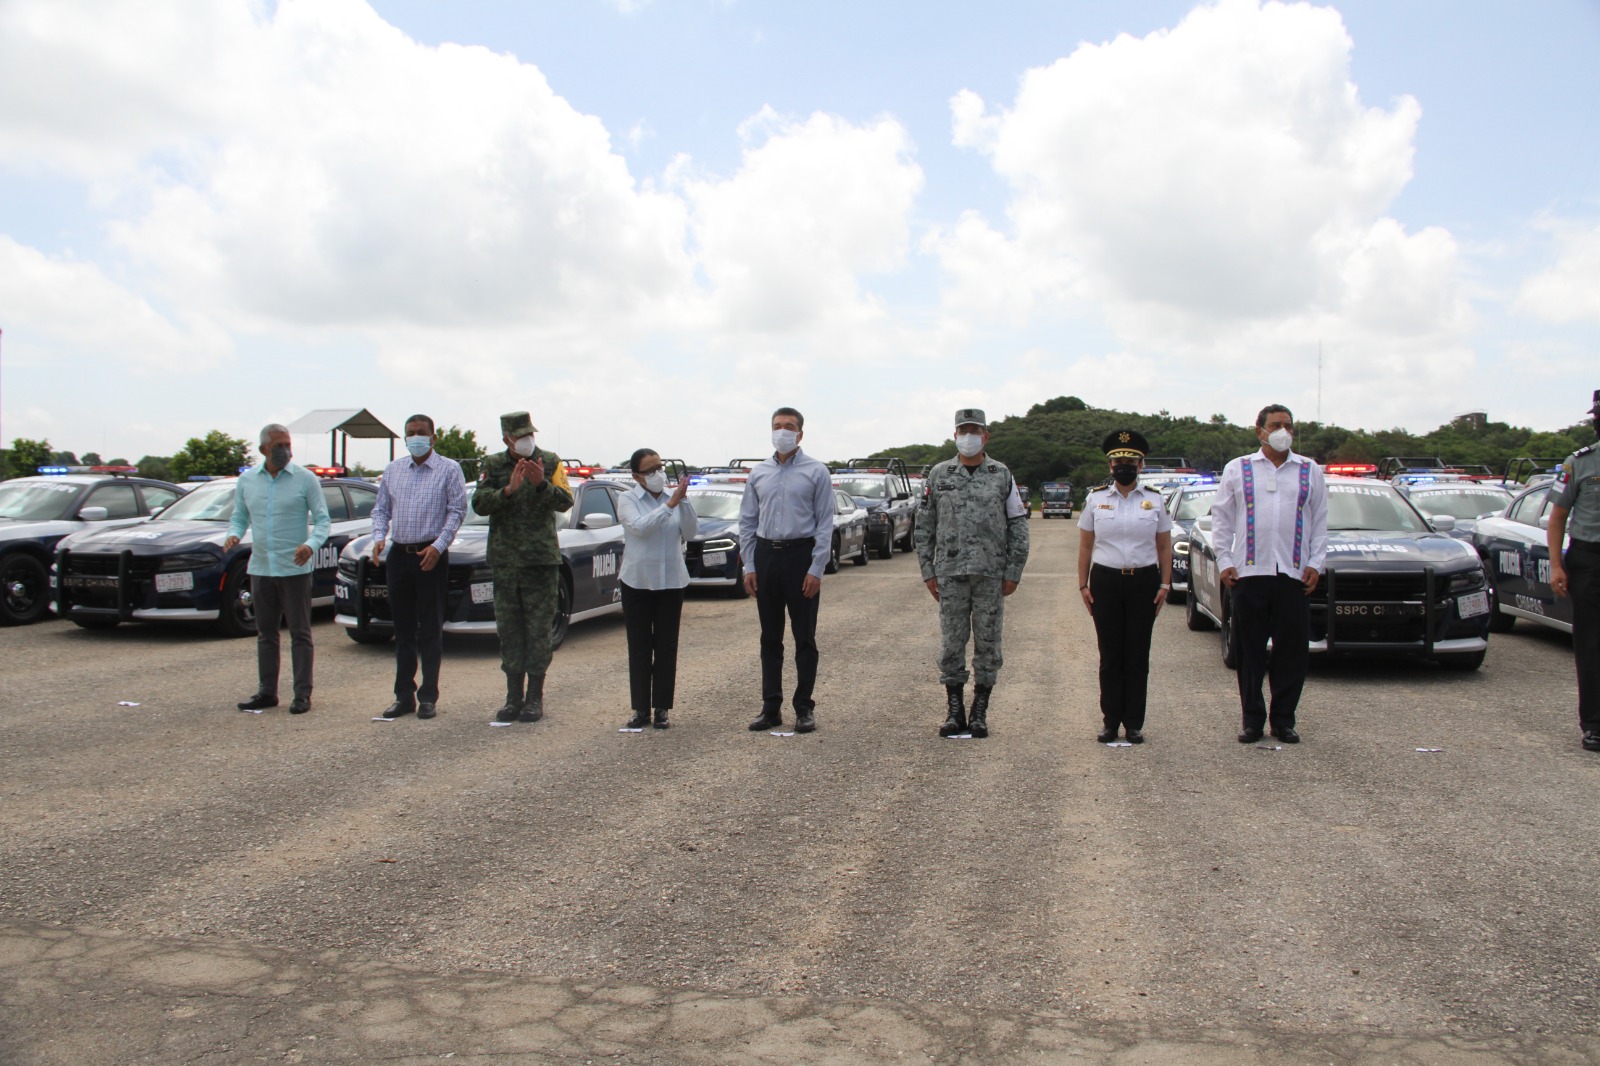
[392,540,438,554]
[1092,563,1158,576]
[1570,538,1600,554]
[758,536,815,550]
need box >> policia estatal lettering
[1549,388,1600,753]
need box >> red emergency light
[1325,463,1378,476]
[307,465,345,478]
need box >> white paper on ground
[117,701,141,707]
[371,717,395,722]
[1415,747,1444,753]
[944,733,974,740]
[489,721,513,728]
[238,708,264,715]
[769,731,796,737]
[1105,740,1133,748]
[1254,743,1283,751]
[619,727,645,733]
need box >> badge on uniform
[1141,500,1154,509]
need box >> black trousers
[1232,573,1310,732]
[252,572,314,701]
[1567,545,1600,733]
[387,547,449,704]
[1089,564,1160,730]
[754,539,820,714]
[621,583,685,712]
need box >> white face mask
[512,435,535,457]
[642,471,666,493]
[955,433,984,458]
[1266,428,1293,453]
[772,428,799,453]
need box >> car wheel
[875,535,893,560]
[0,552,50,626]
[71,617,120,631]
[1219,593,1239,669]
[852,541,869,566]
[1438,650,1486,672]
[826,535,840,574]
[345,625,393,645]
[1186,588,1215,631]
[550,572,572,650]
[1487,584,1515,633]
[216,560,257,638]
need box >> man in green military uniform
[1549,388,1600,752]
[472,411,574,723]
[914,408,1030,738]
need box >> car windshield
[0,481,84,520]
[1042,487,1070,501]
[155,481,236,521]
[1174,490,1217,521]
[833,479,886,499]
[1327,485,1428,532]
[687,489,745,520]
[1406,487,1513,519]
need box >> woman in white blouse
[617,449,697,729]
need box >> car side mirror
[1538,514,1551,531]
[581,513,617,529]
[895,491,910,501]
[1195,516,1212,532]
[78,506,110,522]
[1427,514,1456,532]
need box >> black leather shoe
[1585,732,1600,752]
[417,703,437,720]
[653,708,670,730]
[793,711,816,733]
[1096,725,1119,743]
[381,701,415,719]
[1272,727,1300,744]
[626,710,649,729]
[238,694,278,711]
[518,702,542,723]
[496,703,520,723]
[1238,727,1264,743]
[1125,729,1145,744]
[289,698,311,715]
[749,710,782,731]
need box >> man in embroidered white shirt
[1209,404,1328,744]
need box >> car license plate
[470,582,494,604]
[1457,591,1490,619]
[702,551,727,567]
[155,572,194,593]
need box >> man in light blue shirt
[225,423,332,715]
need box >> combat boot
[496,673,524,723]
[520,673,544,723]
[969,685,992,738]
[939,684,967,736]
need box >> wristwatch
[1159,582,1171,589]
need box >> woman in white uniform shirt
[1076,429,1173,743]
[617,449,697,729]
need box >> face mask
[269,445,291,468]
[512,436,535,458]
[772,429,799,453]
[405,435,432,458]
[642,471,667,493]
[1112,463,1138,486]
[955,434,984,458]
[1266,428,1293,452]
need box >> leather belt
[393,541,436,554]
[758,537,815,550]
[1092,563,1158,576]
[1570,537,1600,554]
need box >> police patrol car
[1470,479,1575,635]
[1162,478,1219,598]
[832,458,916,559]
[52,474,377,637]
[1186,475,1493,670]
[334,476,627,648]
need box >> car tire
[1219,594,1240,670]
[345,625,393,645]
[0,552,50,626]
[1186,588,1215,631]
[1438,650,1486,672]
[875,535,893,560]
[852,543,868,566]
[826,536,840,574]
[216,560,257,638]
[70,617,121,631]
[550,572,572,650]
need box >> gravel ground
[3,518,1598,1045]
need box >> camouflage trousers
[937,574,1006,687]
[495,565,560,679]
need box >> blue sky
[1,0,1596,470]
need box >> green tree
[170,431,253,481]
[432,425,487,463]
[52,450,79,466]
[7,437,53,479]
[81,451,103,466]
[137,456,174,481]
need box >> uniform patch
[1141,500,1154,509]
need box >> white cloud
[1514,219,1600,326]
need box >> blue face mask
[405,435,432,458]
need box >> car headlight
[1173,540,1189,556]
[1446,569,1486,594]
[337,557,359,577]
[159,551,219,571]
[701,537,737,553]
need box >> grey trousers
[252,572,314,700]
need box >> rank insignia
[1141,500,1154,509]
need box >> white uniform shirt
[1209,450,1329,578]
[1079,485,1173,568]
[617,485,698,591]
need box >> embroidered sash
[1241,458,1311,568]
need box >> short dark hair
[628,448,659,473]
[405,414,435,435]
[772,406,804,430]
[1256,404,1293,429]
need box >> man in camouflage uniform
[914,408,1030,738]
[472,411,574,723]
[1549,387,1600,752]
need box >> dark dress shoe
[625,710,649,729]
[1584,731,1600,752]
[1125,729,1145,744]
[380,701,415,719]
[1238,727,1264,743]
[1271,726,1300,744]
[652,708,670,729]
[289,698,311,715]
[1096,725,1119,744]
[496,703,520,723]
[417,703,437,720]
[748,710,782,731]
[518,703,542,723]
[793,711,816,733]
[238,694,278,711]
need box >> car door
[1494,488,1547,607]
[565,483,623,615]
[1518,488,1571,625]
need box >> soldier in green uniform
[914,408,1030,738]
[1549,388,1600,752]
[472,411,574,723]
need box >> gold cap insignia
[1119,432,1131,443]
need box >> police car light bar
[37,466,74,475]
[1325,463,1378,476]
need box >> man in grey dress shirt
[738,407,836,733]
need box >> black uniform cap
[1102,429,1149,459]
[1589,388,1599,415]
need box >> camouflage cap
[500,411,537,438]
[954,408,987,429]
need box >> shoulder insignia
[1577,443,1598,457]
[552,464,571,493]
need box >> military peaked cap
[1102,429,1149,459]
